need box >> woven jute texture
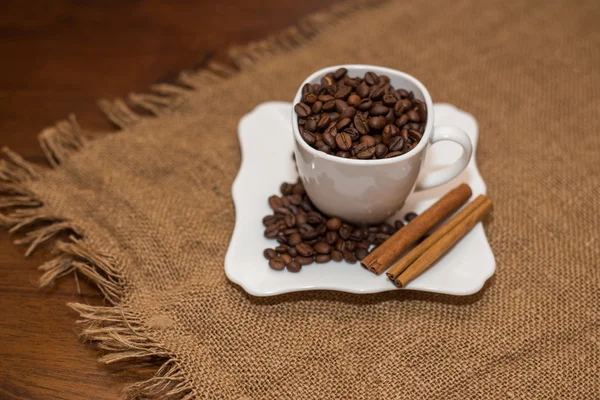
[1,0,598,398]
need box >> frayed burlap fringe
[0,0,386,398]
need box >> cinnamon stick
[392,197,493,288]
[386,195,488,281]
[361,183,472,275]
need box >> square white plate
[225,102,495,296]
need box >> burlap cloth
[1,0,598,398]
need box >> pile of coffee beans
[263,179,417,273]
[294,68,427,159]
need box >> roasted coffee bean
[333,99,348,114]
[342,250,358,263]
[347,94,361,107]
[276,234,288,244]
[303,118,316,132]
[317,114,331,130]
[322,100,336,112]
[366,233,376,243]
[299,223,315,235]
[331,250,343,262]
[268,195,283,210]
[349,228,363,241]
[355,248,369,260]
[405,212,418,222]
[358,98,373,111]
[375,143,388,158]
[385,109,395,124]
[300,128,316,145]
[365,71,379,85]
[311,101,323,114]
[382,124,399,145]
[296,212,307,226]
[326,231,338,245]
[336,117,352,130]
[329,112,341,122]
[284,214,295,228]
[321,75,335,86]
[339,224,351,240]
[263,215,278,226]
[296,256,314,265]
[318,94,334,102]
[287,260,301,272]
[355,240,370,249]
[326,217,342,231]
[275,207,292,216]
[316,224,327,236]
[288,233,302,246]
[275,244,289,253]
[353,136,376,159]
[346,240,356,251]
[303,92,317,104]
[382,94,397,107]
[407,110,420,122]
[263,248,278,260]
[394,220,405,230]
[314,242,332,254]
[389,136,404,152]
[370,86,385,101]
[336,151,351,158]
[300,198,314,212]
[356,81,371,97]
[269,257,286,270]
[280,253,293,265]
[316,142,331,154]
[408,129,422,142]
[340,106,357,119]
[324,123,338,136]
[367,116,386,130]
[307,211,324,224]
[379,223,394,234]
[335,238,346,251]
[367,226,380,233]
[373,134,382,144]
[395,114,409,128]
[288,247,298,258]
[397,88,410,98]
[354,114,369,135]
[280,182,294,195]
[294,102,311,117]
[335,85,352,99]
[296,243,314,257]
[370,104,389,116]
[315,254,332,263]
[335,132,353,151]
[288,194,302,205]
[334,67,348,80]
[384,151,403,158]
[302,83,313,95]
[375,233,391,243]
[344,127,360,141]
[322,132,337,149]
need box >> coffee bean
[336,117,352,130]
[294,102,311,117]
[280,253,292,265]
[319,94,334,102]
[335,239,346,251]
[373,134,382,144]
[354,140,376,159]
[405,212,418,222]
[370,86,385,101]
[263,215,278,226]
[367,116,386,131]
[354,114,369,135]
[334,67,348,80]
[288,247,298,257]
[336,151,351,158]
[382,94,397,107]
[346,240,356,251]
[335,85,352,99]
[358,98,373,111]
[343,76,359,87]
[284,214,295,228]
[355,240,370,249]
[331,250,343,262]
[328,112,341,122]
[314,242,332,254]
[335,132,353,151]
[397,88,410,98]
[275,244,289,253]
[263,248,278,260]
[347,94,361,107]
[326,217,342,231]
[303,92,318,104]
[370,104,389,116]
[365,72,378,85]
[296,243,314,257]
[342,250,357,263]
[339,224,351,240]
[296,256,314,265]
[379,223,394,234]
[394,220,405,230]
[321,75,335,86]
[355,248,368,260]
[302,83,313,95]
[408,129,422,142]
[300,128,316,145]
[326,231,338,244]
[276,234,288,244]
[280,182,294,195]
[334,99,349,114]
[311,101,323,114]
[324,123,337,136]
[307,211,324,224]
[288,233,302,246]
[375,233,391,244]
[389,136,404,152]
[268,195,283,210]
[275,207,291,216]
[315,254,332,263]
[407,110,420,122]
[375,143,388,158]
[322,132,337,149]
[344,127,360,141]
[287,260,301,272]
[269,257,286,270]
[395,114,409,128]
[322,100,336,112]
[300,225,318,240]
[382,124,399,145]
[340,106,357,119]
[385,109,395,124]
[384,151,403,158]
[317,114,331,130]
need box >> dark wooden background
[0,1,334,398]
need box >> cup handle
[414,125,473,191]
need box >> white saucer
[225,102,495,296]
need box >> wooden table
[0,1,333,398]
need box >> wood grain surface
[0,1,333,398]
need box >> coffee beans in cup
[263,179,416,272]
[295,68,427,159]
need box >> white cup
[292,65,473,225]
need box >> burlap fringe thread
[0,0,386,398]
